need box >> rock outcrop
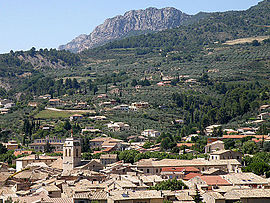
[59,7,191,52]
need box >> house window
[156,169,159,173]
[69,149,71,157]
[65,149,67,156]
[76,149,79,157]
[147,169,150,173]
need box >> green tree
[0,143,7,154]
[0,150,16,165]
[212,126,223,137]
[44,141,54,153]
[119,150,139,164]
[242,140,258,154]
[143,141,154,149]
[63,120,71,131]
[81,137,91,153]
[161,137,172,150]
[150,178,187,191]
[82,152,92,160]
[251,40,260,46]
[193,185,203,203]
[131,79,138,87]
[263,142,270,152]
[93,86,98,95]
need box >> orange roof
[200,176,231,186]
[240,128,253,131]
[71,114,83,117]
[177,143,195,147]
[222,135,268,139]
[183,173,202,180]
[93,151,103,154]
[14,151,33,157]
[162,167,199,173]
[49,99,60,102]
[252,138,264,143]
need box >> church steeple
[62,130,81,173]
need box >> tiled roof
[50,157,63,170]
[136,158,241,167]
[102,142,117,147]
[73,191,107,200]
[175,193,194,201]
[71,114,83,117]
[100,154,117,159]
[109,190,162,201]
[0,172,11,182]
[162,167,200,173]
[177,143,195,147]
[90,137,122,142]
[222,173,268,185]
[225,189,270,199]
[202,168,227,175]
[16,155,58,161]
[203,191,225,200]
[14,150,33,157]
[93,151,103,154]
[222,135,268,139]
[42,198,73,203]
[14,170,49,180]
[13,191,48,203]
[42,185,61,192]
[200,176,231,186]
[211,150,231,155]
[114,180,138,188]
[183,173,202,180]
[0,186,15,195]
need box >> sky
[0,0,263,54]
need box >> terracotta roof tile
[200,176,231,186]
[184,173,202,180]
[223,135,268,139]
[177,143,195,147]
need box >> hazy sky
[0,0,262,53]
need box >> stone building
[62,133,81,173]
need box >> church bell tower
[62,129,81,172]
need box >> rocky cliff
[59,7,192,52]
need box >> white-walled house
[141,129,161,138]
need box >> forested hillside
[84,0,269,54]
[0,48,80,92]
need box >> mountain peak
[59,7,191,53]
